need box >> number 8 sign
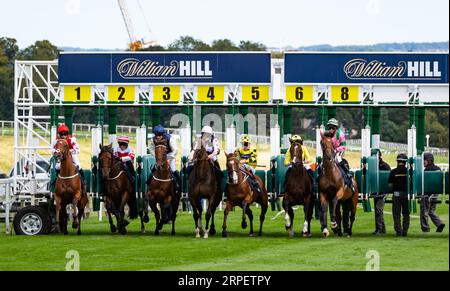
[331,86,360,103]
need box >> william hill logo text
[117,58,213,79]
[343,59,442,80]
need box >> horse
[318,132,359,237]
[188,147,221,238]
[146,138,181,235]
[283,142,314,237]
[223,152,268,237]
[98,144,138,235]
[53,139,88,235]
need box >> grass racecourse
[0,202,448,271]
[0,134,448,270]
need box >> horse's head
[193,146,208,163]
[54,139,70,162]
[289,141,303,167]
[320,131,335,161]
[224,151,240,185]
[154,138,169,171]
[98,143,115,178]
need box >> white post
[426,134,430,149]
[270,125,281,158]
[181,124,192,158]
[316,125,325,159]
[91,126,102,158]
[226,124,236,153]
[407,125,417,158]
[136,126,147,157]
[361,125,371,158]
[5,179,11,235]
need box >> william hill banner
[58,52,271,84]
[285,52,449,84]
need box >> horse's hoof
[338,231,343,237]
[241,221,247,229]
[331,221,338,229]
[209,228,216,236]
[289,230,294,238]
[141,229,146,234]
[77,230,81,235]
[222,231,228,238]
[120,228,127,235]
[154,231,159,236]
[249,233,255,237]
[285,225,290,231]
[171,231,175,236]
[72,222,78,229]
[332,228,339,235]
[143,215,149,223]
[303,232,312,238]
[204,233,209,239]
[63,231,68,235]
[322,229,329,238]
[111,225,117,233]
[258,232,262,237]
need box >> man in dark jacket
[373,150,391,235]
[420,153,445,233]
[388,153,409,237]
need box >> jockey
[325,118,355,193]
[234,134,261,194]
[284,134,313,178]
[51,124,85,196]
[113,136,136,184]
[188,125,223,182]
[149,125,180,191]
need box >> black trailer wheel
[13,206,52,235]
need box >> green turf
[0,202,448,271]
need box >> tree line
[0,37,448,147]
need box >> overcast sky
[1,0,448,49]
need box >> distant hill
[288,41,449,52]
[61,41,449,53]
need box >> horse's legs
[76,197,86,235]
[170,194,180,236]
[319,192,329,237]
[245,205,254,236]
[222,200,232,237]
[54,196,62,233]
[71,196,79,230]
[149,200,160,235]
[190,198,201,238]
[204,198,215,239]
[303,196,313,237]
[60,205,68,235]
[209,195,221,237]
[348,193,359,237]
[330,195,339,230]
[335,201,343,236]
[241,202,248,229]
[118,191,130,235]
[105,198,117,233]
[283,198,295,237]
[342,199,350,235]
[258,195,268,237]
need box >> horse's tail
[128,189,139,220]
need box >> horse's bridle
[226,157,249,185]
[290,143,303,167]
[99,148,124,181]
[155,144,169,171]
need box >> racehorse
[98,144,138,235]
[283,141,314,237]
[188,147,222,238]
[53,139,88,235]
[146,138,181,235]
[318,132,359,237]
[223,152,268,237]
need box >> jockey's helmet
[153,125,165,136]
[241,134,252,144]
[326,118,339,129]
[117,136,130,146]
[57,124,69,136]
[201,126,213,135]
[290,135,303,143]
[396,153,408,162]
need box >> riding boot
[78,168,86,197]
[52,169,60,188]
[249,172,262,196]
[146,165,156,185]
[340,161,355,193]
[172,170,181,195]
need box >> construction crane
[117,0,157,51]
